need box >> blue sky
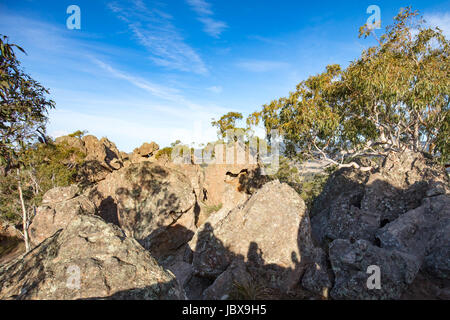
[1,0,449,152]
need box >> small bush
[205,203,223,214]
[0,140,86,225]
[68,130,87,138]
[155,147,173,160]
[229,280,271,300]
[300,174,329,209]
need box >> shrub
[155,147,173,160]
[0,140,85,225]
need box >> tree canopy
[211,112,245,139]
[250,8,449,167]
[0,34,55,170]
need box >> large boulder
[311,151,449,245]
[132,142,159,159]
[376,194,450,263]
[79,136,123,183]
[55,134,124,184]
[29,185,96,246]
[329,239,421,300]
[310,167,370,244]
[165,163,206,203]
[201,142,258,208]
[308,150,450,299]
[89,162,197,259]
[55,136,87,154]
[0,215,185,300]
[187,180,322,299]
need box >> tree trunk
[17,169,31,252]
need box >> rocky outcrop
[201,142,258,207]
[166,142,264,228]
[55,134,124,184]
[89,162,197,259]
[183,180,325,299]
[329,239,421,300]
[11,134,448,301]
[132,142,159,160]
[29,185,96,246]
[311,151,449,245]
[376,195,449,260]
[309,150,450,299]
[55,136,87,154]
[79,135,123,182]
[0,215,185,300]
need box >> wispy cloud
[236,60,289,72]
[109,0,208,74]
[93,58,218,112]
[248,35,287,46]
[186,0,214,15]
[424,12,450,38]
[0,11,226,151]
[186,0,228,38]
[207,85,223,93]
[93,58,183,102]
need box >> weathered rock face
[0,215,185,300]
[329,239,421,300]
[80,135,124,182]
[308,150,450,299]
[133,142,159,158]
[301,247,332,298]
[375,194,450,286]
[29,185,96,246]
[202,259,252,300]
[55,134,124,184]
[201,142,258,208]
[311,151,449,245]
[41,185,79,204]
[0,222,23,240]
[376,195,449,260]
[310,167,370,244]
[55,136,87,154]
[186,180,323,299]
[89,162,197,259]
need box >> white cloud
[109,0,208,74]
[0,12,226,151]
[186,0,228,38]
[186,0,213,16]
[93,58,223,114]
[198,17,228,38]
[236,60,289,72]
[424,12,450,38]
[248,35,287,46]
[93,58,182,102]
[207,85,223,93]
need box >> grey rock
[189,180,317,297]
[90,162,197,258]
[30,187,96,246]
[0,215,185,300]
[329,239,421,300]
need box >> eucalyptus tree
[0,35,55,251]
[250,8,449,169]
